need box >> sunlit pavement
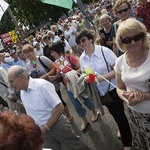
[60,83,124,150]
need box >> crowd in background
[0,0,150,150]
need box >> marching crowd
[0,0,150,150]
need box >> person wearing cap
[10,50,23,66]
[0,50,23,70]
[0,52,13,70]
[37,35,45,48]
[33,41,43,57]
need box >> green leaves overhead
[0,0,68,34]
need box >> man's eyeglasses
[117,8,129,14]
[121,33,144,44]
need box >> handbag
[67,55,78,70]
[100,47,114,106]
[101,92,114,106]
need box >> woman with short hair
[76,29,132,150]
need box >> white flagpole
[37,59,122,93]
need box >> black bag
[100,47,114,106]
[101,92,114,106]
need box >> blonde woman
[112,0,132,56]
[99,14,114,50]
[115,18,150,150]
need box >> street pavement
[60,84,124,150]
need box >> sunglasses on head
[121,33,144,44]
[117,8,129,14]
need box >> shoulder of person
[39,55,51,62]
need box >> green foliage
[0,0,93,35]
[0,0,69,34]
[0,11,15,34]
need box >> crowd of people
[0,0,150,150]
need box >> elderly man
[7,65,90,150]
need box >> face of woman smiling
[101,18,111,28]
[78,37,93,50]
[25,51,35,60]
[122,30,143,52]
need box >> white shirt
[21,77,61,126]
[53,35,61,43]
[22,58,29,68]
[64,27,77,47]
[80,45,116,96]
[34,47,43,56]
[70,20,78,30]
[114,50,150,113]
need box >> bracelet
[44,124,51,131]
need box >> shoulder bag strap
[101,46,110,91]
[0,81,8,88]
[38,56,49,70]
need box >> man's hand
[0,53,5,62]
[40,125,48,135]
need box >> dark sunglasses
[117,8,129,14]
[78,38,87,45]
[121,33,144,44]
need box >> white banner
[0,0,9,21]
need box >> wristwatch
[44,124,51,131]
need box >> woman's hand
[0,53,6,63]
[122,90,144,106]
[84,76,90,83]
[84,75,97,83]
[106,40,113,46]
[96,75,103,82]
[99,33,105,39]
[48,75,57,81]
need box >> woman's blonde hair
[99,14,111,24]
[113,0,131,15]
[116,18,149,52]
[22,44,34,54]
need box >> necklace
[31,58,38,69]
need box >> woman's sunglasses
[78,38,87,45]
[117,8,129,14]
[121,33,144,44]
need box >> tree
[0,0,69,34]
[0,0,92,35]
